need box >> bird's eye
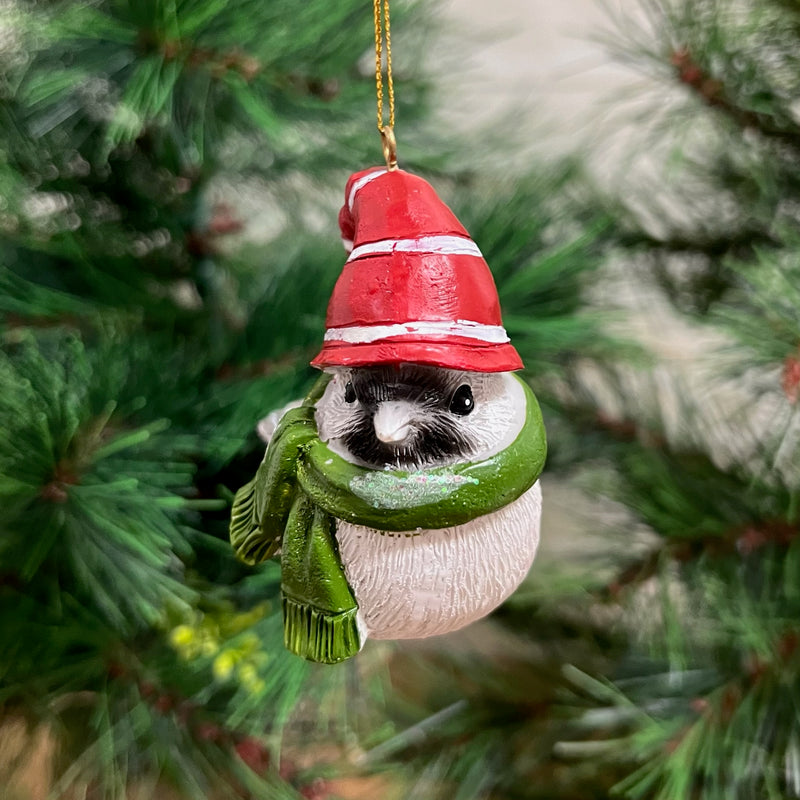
[449,384,474,416]
[344,381,357,403]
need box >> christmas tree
[1,0,798,799]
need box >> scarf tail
[281,494,360,664]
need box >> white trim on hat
[323,319,510,345]
[347,169,388,212]
[346,235,483,263]
[341,237,354,253]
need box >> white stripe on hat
[347,169,388,212]
[323,319,510,345]
[347,235,483,263]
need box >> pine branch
[0,331,213,630]
[589,422,793,545]
[616,228,779,259]
[670,46,800,153]
[715,247,800,367]
[564,607,800,800]
[0,540,328,797]
[601,0,800,156]
[605,517,799,601]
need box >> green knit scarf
[230,374,546,664]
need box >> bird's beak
[373,401,417,444]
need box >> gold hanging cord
[374,0,397,170]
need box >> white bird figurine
[231,168,546,663]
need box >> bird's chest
[333,481,542,641]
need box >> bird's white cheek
[373,400,417,443]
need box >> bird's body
[314,364,541,642]
[334,482,541,640]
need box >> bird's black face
[341,365,478,469]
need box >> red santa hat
[310,167,523,373]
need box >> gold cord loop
[374,0,397,170]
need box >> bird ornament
[230,167,546,664]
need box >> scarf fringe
[283,595,361,664]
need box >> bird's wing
[256,399,303,445]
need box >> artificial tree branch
[671,48,800,153]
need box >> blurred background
[1,0,799,798]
